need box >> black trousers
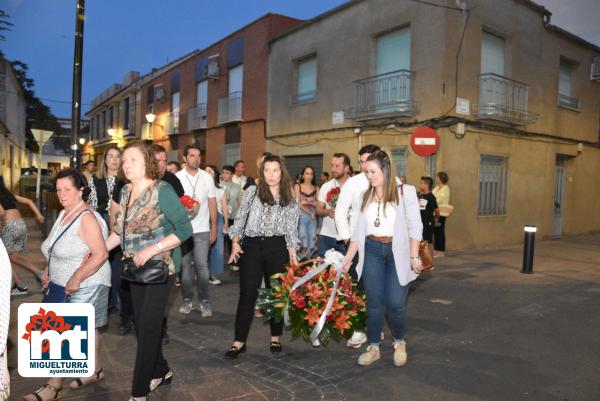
[235,236,289,342]
[434,216,446,252]
[130,275,174,397]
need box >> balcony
[187,103,207,130]
[475,73,538,125]
[351,70,415,121]
[558,93,581,111]
[165,112,180,135]
[218,92,242,125]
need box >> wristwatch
[410,256,421,261]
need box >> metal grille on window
[391,147,408,178]
[478,155,509,216]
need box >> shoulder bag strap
[48,209,92,276]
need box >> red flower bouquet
[180,195,200,219]
[325,187,341,209]
[257,254,366,346]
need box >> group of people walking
[1,140,452,401]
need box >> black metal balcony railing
[352,70,415,120]
[475,73,538,125]
[558,93,581,111]
[218,92,243,125]
[187,103,207,130]
[165,112,179,135]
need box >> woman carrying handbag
[341,150,424,367]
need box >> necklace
[51,200,84,245]
[185,171,200,199]
[373,192,382,228]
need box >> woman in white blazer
[342,150,423,367]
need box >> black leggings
[434,216,446,251]
[234,236,289,342]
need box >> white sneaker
[346,331,368,348]
[393,340,407,366]
[209,277,221,285]
[358,345,381,366]
[179,299,196,314]
[199,300,213,318]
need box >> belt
[367,235,393,244]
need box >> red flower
[180,195,199,208]
[293,298,306,309]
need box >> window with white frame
[478,155,509,216]
[481,31,505,76]
[171,92,180,134]
[558,60,579,110]
[391,147,408,178]
[296,57,317,102]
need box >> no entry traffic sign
[410,126,439,156]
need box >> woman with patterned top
[104,141,192,401]
[24,168,111,401]
[225,154,300,359]
[87,144,125,312]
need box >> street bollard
[522,225,537,274]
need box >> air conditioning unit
[206,55,220,79]
[591,56,600,82]
[154,84,166,101]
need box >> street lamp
[107,128,116,137]
[79,137,86,145]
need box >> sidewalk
[7,218,600,401]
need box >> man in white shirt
[334,144,381,348]
[176,144,218,317]
[316,153,351,257]
[232,160,248,189]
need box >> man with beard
[176,145,218,317]
[315,153,351,257]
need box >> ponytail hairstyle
[360,150,399,214]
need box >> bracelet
[410,256,420,261]
[156,241,165,252]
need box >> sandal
[270,341,282,354]
[149,370,173,392]
[23,383,63,401]
[68,368,104,390]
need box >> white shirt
[365,202,396,236]
[176,168,216,233]
[335,173,401,240]
[232,174,248,189]
[318,179,343,238]
[215,187,225,216]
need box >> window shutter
[391,147,408,177]
[297,58,317,101]
[481,32,505,76]
[376,28,411,75]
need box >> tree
[0,10,13,41]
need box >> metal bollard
[522,225,536,274]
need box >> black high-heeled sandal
[270,341,282,354]
[224,344,246,359]
[69,368,104,390]
[149,370,173,392]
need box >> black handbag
[119,193,169,284]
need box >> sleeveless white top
[41,210,111,288]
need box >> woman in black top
[225,154,300,359]
[0,175,45,295]
[88,145,125,313]
[418,176,439,256]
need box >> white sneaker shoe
[199,300,213,318]
[358,345,381,366]
[179,299,196,315]
[346,331,368,348]
[393,340,407,366]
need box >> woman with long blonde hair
[341,150,423,367]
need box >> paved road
[7,220,600,400]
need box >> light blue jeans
[181,232,210,302]
[362,239,409,345]
[209,213,225,274]
[298,211,317,258]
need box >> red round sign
[410,126,439,156]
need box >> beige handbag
[439,204,454,218]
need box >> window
[197,80,208,105]
[296,57,317,102]
[229,65,243,95]
[171,92,180,134]
[171,72,180,94]
[222,143,241,166]
[558,60,580,110]
[391,147,408,177]
[123,97,130,130]
[481,31,505,76]
[227,37,244,68]
[376,27,411,75]
[478,155,509,216]
[90,118,94,141]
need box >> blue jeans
[209,213,225,274]
[298,211,317,258]
[181,232,210,302]
[362,239,409,345]
[317,235,347,258]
